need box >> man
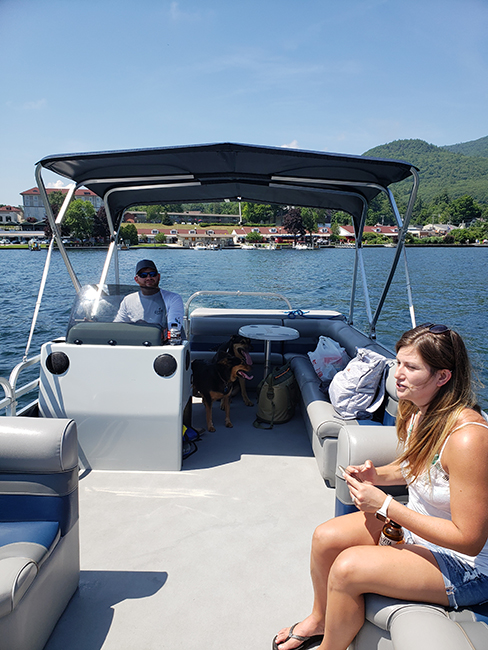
[114,259,184,334]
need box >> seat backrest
[66,322,163,346]
[0,418,78,535]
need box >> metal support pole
[35,163,81,293]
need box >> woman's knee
[312,517,356,555]
[328,548,364,592]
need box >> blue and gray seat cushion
[0,520,60,619]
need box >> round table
[238,324,300,379]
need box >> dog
[192,353,253,432]
[213,335,254,406]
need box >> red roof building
[21,187,104,221]
[0,205,23,225]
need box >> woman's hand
[343,470,388,513]
[342,460,378,484]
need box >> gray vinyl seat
[352,594,488,650]
[66,321,164,346]
[0,417,79,650]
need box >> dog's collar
[217,371,233,395]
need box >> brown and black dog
[213,335,254,406]
[192,353,253,432]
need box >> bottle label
[379,532,403,546]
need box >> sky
[1,0,487,207]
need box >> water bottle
[169,323,181,345]
[379,521,404,546]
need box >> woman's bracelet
[375,494,393,522]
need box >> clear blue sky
[1,0,487,206]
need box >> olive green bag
[253,361,299,429]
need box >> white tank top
[405,420,488,573]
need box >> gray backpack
[329,348,389,420]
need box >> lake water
[0,246,487,408]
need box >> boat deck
[45,393,335,650]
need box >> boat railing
[0,354,41,416]
[0,376,14,415]
[184,290,293,336]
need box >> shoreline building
[21,187,104,222]
[0,205,23,225]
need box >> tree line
[44,189,488,246]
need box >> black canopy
[38,142,417,231]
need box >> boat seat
[66,321,164,346]
[189,313,283,353]
[352,594,488,650]
[286,351,397,486]
[281,315,386,359]
[335,424,407,516]
[0,417,79,650]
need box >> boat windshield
[66,284,141,334]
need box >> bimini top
[38,142,418,231]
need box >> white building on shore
[0,205,23,225]
[21,187,103,221]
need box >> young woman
[273,324,488,650]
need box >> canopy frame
[35,142,419,337]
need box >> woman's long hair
[395,325,479,480]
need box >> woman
[273,324,488,650]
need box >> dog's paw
[208,425,216,432]
[244,399,254,407]
[225,421,233,428]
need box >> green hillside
[363,139,488,205]
[441,135,488,158]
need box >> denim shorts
[404,530,488,609]
[430,550,488,609]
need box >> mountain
[363,138,488,205]
[441,135,488,158]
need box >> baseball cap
[135,259,158,275]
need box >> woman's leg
[275,511,383,650]
[318,544,449,650]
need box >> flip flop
[272,623,324,650]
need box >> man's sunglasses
[138,271,158,278]
[419,323,450,334]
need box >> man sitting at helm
[114,259,184,337]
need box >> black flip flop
[272,623,324,650]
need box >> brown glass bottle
[379,521,404,546]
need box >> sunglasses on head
[419,323,450,334]
[138,270,158,278]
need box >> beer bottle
[379,521,404,546]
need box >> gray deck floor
[45,394,336,650]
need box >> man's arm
[163,291,184,328]
[113,297,130,322]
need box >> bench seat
[0,418,79,650]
